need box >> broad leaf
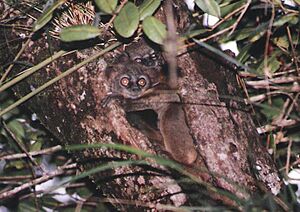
[182,28,208,40]
[142,16,167,44]
[195,0,221,17]
[94,0,118,14]
[33,0,67,32]
[113,2,139,38]
[273,36,289,50]
[256,50,281,75]
[193,39,250,71]
[139,0,161,20]
[60,25,101,42]
[220,0,246,17]
[260,98,284,121]
[273,14,298,27]
[7,119,25,139]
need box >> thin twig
[1,119,45,172]
[0,23,32,31]
[248,91,294,103]
[0,50,66,93]
[229,0,251,35]
[257,119,298,134]
[246,76,300,87]
[0,36,31,84]
[182,3,247,49]
[0,163,77,200]
[0,175,33,181]
[263,1,275,104]
[285,139,293,176]
[286,26,300,75]
[0,145,62,160]
[105,0,128,30]
[283,93,299,121]
[210,3,246,31]
[272,98,290,125]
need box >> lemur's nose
[131,86,140,92]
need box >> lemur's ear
[104,66,114,78]
[105,53,130,78]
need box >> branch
[0,163,76,200]
[0,145,62,160]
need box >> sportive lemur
[103,41,198,165]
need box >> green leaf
[182,28,208,40]
[60,25,101,42]
[273,35,289,50]
[66,143,153,158]
[18,202,38,212]
[227,22,269,43]
[193,39,251,71]
[273,14,298,27]
[113,2,139,38]
[94,0,118,14]
[142,16,167,44]
[230,28,254,41]
[256,51,281,75]
[33,0,67,32]
[220,0,246,17]
[10,160,25,170]
[260,98,284,121]
[236,44,251,64]
[30,140,42,152]
[139,0,161,20]
[195,0,221,17]
[7,119,25,139]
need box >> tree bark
[0,0,281,209]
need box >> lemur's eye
[150,52,157,59]
[120,77,130,87]
[134,58,142,63]
[137,77,147,87]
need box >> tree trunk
[0,0,281,209]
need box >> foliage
[0,0,300,210]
